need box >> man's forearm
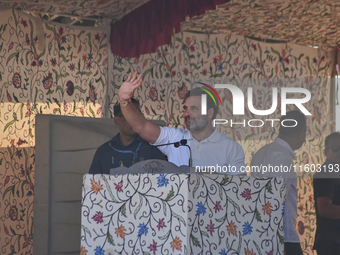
[120,102,147,133]
[120,102,160,144]
[118,71,160,143]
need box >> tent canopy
[1,0,340,50]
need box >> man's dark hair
[184,87,219,119]
[325,132,340,148]
[114,98,139,116]
[279,110,306,137]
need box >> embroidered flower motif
[266,250,274,255]
[298,221,305,235]
[50,58,57,67]
[148,240,157,255]
[157,174,169,187]
[157,218,166,230]
[137,222,149,237]
[244,248,256,255]
[149,86,158,101]
[66,80,74,96]
[69,63,75,71]
[182,68,189,76]
[17,138,24,146]
[94,246,104,255]
[86,61,92,70]
[242,221,253,236]
[195,201,206,216]
[309,195,314,202]
[9,205,18,221]
[114,180,123,192]
[80,246,88,255]
[92,211,103,224]
[205,220,215,236]
[170,236,182,252]
[90,179,103,194]
[226,220,238,236]
[214,201,222,213]
[200,69,207,76]
[262,201,273,216]
[83,54,87,62]
[115,225,126,240]
[42,71,53,90]
[219,248,227,255]
[12,72,22,88]
[241,188,252,200]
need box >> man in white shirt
[117,71,245,174]
[251,110,306,255]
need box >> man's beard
[184,115,209,132]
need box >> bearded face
[183,96,211,133]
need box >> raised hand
[118,71,143,101]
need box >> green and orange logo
[196,82,222,115]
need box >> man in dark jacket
[89,98,165,174]
[313,132,340,255]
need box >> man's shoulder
[252,142,293,165]
[214,130,240,144]
[159,126,190,137]
[96,140,113,151]
[95,134,120,151]
[160,126,187,133]
[254,141,288,155]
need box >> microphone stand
[178,139,192,167]
[140,139,192,167]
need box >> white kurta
[251,137,300,243]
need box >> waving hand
[118,71,143,101]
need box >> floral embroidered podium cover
[81,173,285,255]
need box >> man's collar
[191,127,221,143]
[111,133,143,146]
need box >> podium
[81,160,285,254]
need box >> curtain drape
[110,0,227,58]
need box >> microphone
[155,139,186,148]
[135,140,185,162]
[155,139,192,167]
